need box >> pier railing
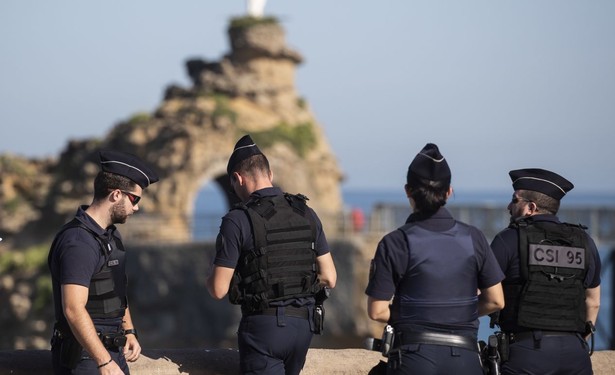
[367,203,615,247]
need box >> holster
[98,331,127,350]
[313,305,325,334]
[496,332,509,363]
[52,323,83,369]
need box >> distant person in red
[351,207,365,232]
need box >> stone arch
[13,15,344,246]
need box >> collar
[405,207,453,224]
[249,186,283,199]
[75,205,116,237]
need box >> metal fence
[181,203,615,248]
[367,203,615,248]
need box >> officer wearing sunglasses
[48,150,159,374]
[490,168,601,375]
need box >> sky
[1,1,614,194]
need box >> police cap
[227,135,264,175]
[509,168,573,201]
[99,150,159,189]
[407,143,451,182]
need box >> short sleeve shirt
[48,206,123,323]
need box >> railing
[367,203,615,247]
[126,204,615,248]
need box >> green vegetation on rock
[127,112,151,125]
[249,122,316,157]
[229,16,279,29]
[0,244,49,274]
[212,95,238,125]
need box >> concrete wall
[125,238,371,349]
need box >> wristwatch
[124,328,138,339]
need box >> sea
[194,186,615,350]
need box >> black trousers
[502,334,592,375]
[237,313,313,375]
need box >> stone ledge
[1,349,614,374]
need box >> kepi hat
[408,143,451,182]
[227,135,264,175]
[99,150,159,189]
[509,168,573,201]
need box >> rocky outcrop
[0,15,344,248]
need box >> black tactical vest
[500,217,589,333]
[228,193,320,313]
[49,218,127,320]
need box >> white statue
[246,0,266,17]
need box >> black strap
[509,330,578,343]
[246,306,310,320]
[396,331,478,352]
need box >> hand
[123,334,141,362]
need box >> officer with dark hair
[365,143,505,374]
[490,168,601,375]
[48,150,159,375]
[207,135,337,375]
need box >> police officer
[206,135,337,375]
[490,168,601,375]
[48,150,159,375]
[365,143,505,374]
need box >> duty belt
[248,306,310,320]
[509,330,578,344]
[98,331,127,350]
[395,331,478,352]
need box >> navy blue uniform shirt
[365,207,504,331]
[49,206,124,325]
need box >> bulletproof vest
[49,218,127,320]
[392,221,480,326]
[229,193,320,313]
[500,217,589,333]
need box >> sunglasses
[120,190,141,206]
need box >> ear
[446,186,454,199]
[232,172,242,185]
[109,189,122,203]
[268,169,273,182]
[404,184,411,198]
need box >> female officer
[365,143,505,374]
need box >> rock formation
[0,16,344,248]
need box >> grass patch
[127,112,151,125]
[249,122,316,157]
[229,16,279,30]
[213,95,237,125]
[0,244,49,274]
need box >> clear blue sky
[1,1,614,193]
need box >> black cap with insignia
[509,168,573,201]
[99,150,159,189]
[226,135,264,175]
[407,143,451,183]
